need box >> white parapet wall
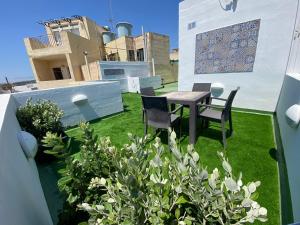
[179,0,299,111]
[13,81,124,127]
[99,61,151,80]
[127,76,162,93]
[0,94,53,225]
[98,61,162,93]
[276,73,300,222]
[0,81,124,224]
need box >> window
[188,21,196,30]
[128,50,135,61]
[52,67,71,80]
[53,31,61,45]
[51,24,80,38]
[70,28,80,36]
[107,53,119,61]
[104,69,125,76]
[52,68,63,80]
[137,48,144,61]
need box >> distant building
[170,48,179,61]
[24,16,177,89]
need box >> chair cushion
[199,108,222,121]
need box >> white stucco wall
[97,61,161,93]
[13,82,124,127]
[139,76,162,90]
[99,61,150,80]
[0,94,53,225]
[276,74,300,221]
[179,0,298,111]
[276,73,300,221]
[127,76,162,93]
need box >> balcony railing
[30,34,62,49]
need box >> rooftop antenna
[108,0,114,27]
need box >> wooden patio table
[161,91,211,145]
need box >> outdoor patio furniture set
[140,84,239,147]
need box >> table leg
[205,95,210,128]
[170,103,175,111]
[189,103,197,145]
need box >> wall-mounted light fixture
[218,0,238,12]
[72,94,88,105]
[17,131,38,159]
[285,104,300,128]
[211,83,225,97]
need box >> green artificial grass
[65,93,280,225]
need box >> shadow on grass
[269,148,278,161]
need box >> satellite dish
[219,0,238,12]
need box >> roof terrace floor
[40,91,285,225]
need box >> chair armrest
[197,103,225,109]
[170,105,183,114]
[211,97,227,101]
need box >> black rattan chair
[141,96,183,142]
[192,83,211,92]
[197,87,239,148]
[192,83,212,110]
[140,87,155,96]
[140,87,155,123]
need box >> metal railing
[30,34,62,49]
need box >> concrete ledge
[13,81,124,127]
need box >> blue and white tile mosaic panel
[194,19,260,74]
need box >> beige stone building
[170,48,179,61]
[105,32,177,83]
[24,16,177,89]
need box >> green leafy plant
[16,98,64,142]
[42,132,71,158]
[57,122,117,206]
[78,130,268,225]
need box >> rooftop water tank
[103,26,110,31]
[116,22,133,38]
[102,31,115,44]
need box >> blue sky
[0,0,179,82]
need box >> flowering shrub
[16,98,64,142]
[57,122,118,205]
[78,130,268,225]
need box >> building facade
[24,16,177,89]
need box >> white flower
[248,182,256,193]
[95,205,105,211]
[224,177,239,192]
[259,207,267,216]
[251,201,260,209]
[212,168,219,180]
[88,177,106,189]
[108,198,116,203]
[80,203,93,211]
[237,179,243,187]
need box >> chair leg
[229,113,233,135]
[144,123,148,136]
[179,107,183,141]
[142,110,145,123]
[178,119,182,142]
[221,119,227,149]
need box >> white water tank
[102,31,115,44]
[116,22,133,37]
